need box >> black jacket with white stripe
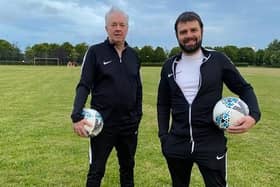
[71,39,142,128]
[157,47,261,158]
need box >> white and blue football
[213,97,249,129]
[82,108,104,137]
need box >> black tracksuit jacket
[157,48,261,158]
[71,39,142,129]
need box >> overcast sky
[0,0,279,51]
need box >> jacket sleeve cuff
[250,112,261,124]
[71,113,84,123]
[159,134,168,144]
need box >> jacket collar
[104,38,128,48]
[173,47,211,62]
[172,47,212,67]
[171,47,212,78]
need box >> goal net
[33,57,59,65]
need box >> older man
[71,7,142,187]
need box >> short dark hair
[174,11,203,33]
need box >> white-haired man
[71,7,142,187]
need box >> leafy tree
[48,43,60,58]
[223,45,239,63]
[168,46,180,57]
[75,43,88,64]
[24,42,87,64]
[25,46,34,61]
[263,50,273,65]
[270,51,280,65]
[264,50,280,65]
[267,39,280,51]
[264,39,280,65]
[139,45,154,62]
[0,39,23,61]
[10,44,23,61]
[153,46,167,63]
[60,42,74,63]
[69,48,79,62]
[31,43,49,58]
[255,49,265,66]
[4,38,280,66]
[238,47,256,65]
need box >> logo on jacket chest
[167,71,182,78]
[103,60,112,65]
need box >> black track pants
[165,154,227,187]
[86,128,138,187]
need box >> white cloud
[0,0,279,50]
[0,0,112,48]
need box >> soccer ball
[213,97,249,129]
[82,108,104,137]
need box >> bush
[141,62,163,67]
[0,61,27,65]
[234,62,249,67]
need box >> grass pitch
[0,65,279,186]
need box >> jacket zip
[189,71,203,154]
[172,53,211,154]
[115,46,126,63]
[189,105,195,153]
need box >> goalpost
[33,57,60,65]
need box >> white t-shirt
[175,49,205,104]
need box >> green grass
[0,66,279,187]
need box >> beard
[179,37,202,54]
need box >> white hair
[105,7,129,26]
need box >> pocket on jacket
[171,106,188,123]
[160,134,169,145]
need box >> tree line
[0,38,280,66]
